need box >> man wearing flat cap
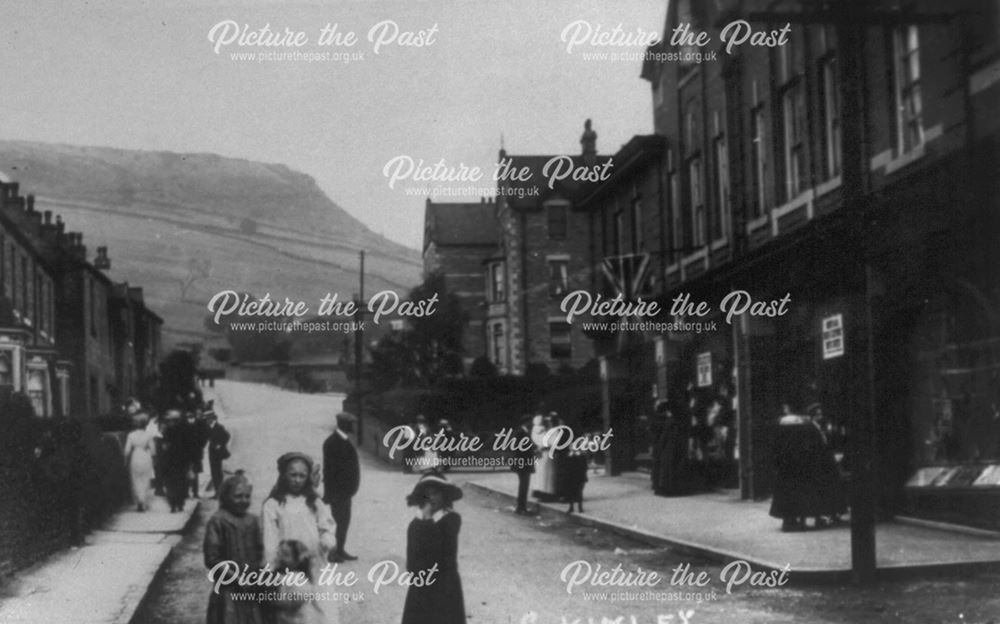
[323,412,361,562]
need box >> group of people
[122,398,231,512]
[769,402,847,532]
[649,389,736,497]
[203,411,466,624]
[512,412,590,515]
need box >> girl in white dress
[261,452,337,568]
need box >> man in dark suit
[205,410,230,497]
[512,414,536,515]
[323,412,361,562]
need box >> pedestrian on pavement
[322,412,361,563]
[769,405,830,531]
[270,539,338,624]
[653,399,693,496]
[161,409,190,512]
[188,409,211,498]
[206,410,231,498]
[512,414,536,515]
[146,410,165,496]
[402,470,465,624]
[123,411,156,512]
[263,452,336,569]
[558,422,588,513]
[204,471,266,624]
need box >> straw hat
[276,451,314,473]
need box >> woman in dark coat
[769,409,830,531]
[402,471,465,624]
[653,400,693,496]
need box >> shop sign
[822,314,844,359]
[696,352,712,387]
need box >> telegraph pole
[355,250,365,440]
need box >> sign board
[696,352,712,387]
[822,314,845,359]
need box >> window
[894,25,924,154]
[547,204,568,240]
[751,106,768,216]
[489,262,505,303]
[782,83,806,199]
[21,256,28,319]
[548,260,569,298]
[821,55,841,178]
[631,193,643,252]
[614,208,624,257]
[549,322,572,359]
[688,156,705,247]
[712,135,730,241]
[669,162,681,263]
[491,322,506,368]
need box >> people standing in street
[401,470,465,624]
[322,412,361,563]
[123,411,156,512]
[161,409,190,513]
[769,404,831,531]
[512,414,536,515]
[204,471,265,624]
[561,422,588,514]
[206,410,231,498]
[263,452,336,568]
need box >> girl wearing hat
[262,452,336,569]
[401,470,465,624]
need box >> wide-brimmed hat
[406,470,462,507]
[276,451,314,473]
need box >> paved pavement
[469,469,1000,582]
[0,497,198,624]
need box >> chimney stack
[94,246,111,270]
[581,118,597,167]
[26,194,35,213]
[43,210,52,226]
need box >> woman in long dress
[123,412,155,511]
[402,471,465,624]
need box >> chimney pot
[26,194,35,212]
[581,118,597,167]
[44,210,52,225]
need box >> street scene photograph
[1,0,999,623]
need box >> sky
[0,0,667,250]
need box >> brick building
[487,122,611,374]
[422,199,498,370]
[578,0,1000,526]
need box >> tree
[368,272,466,389]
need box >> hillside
[0,140,423,347]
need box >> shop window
[0,352,12,387]
[549,322,572,359]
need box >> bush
[468,357,498,378]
